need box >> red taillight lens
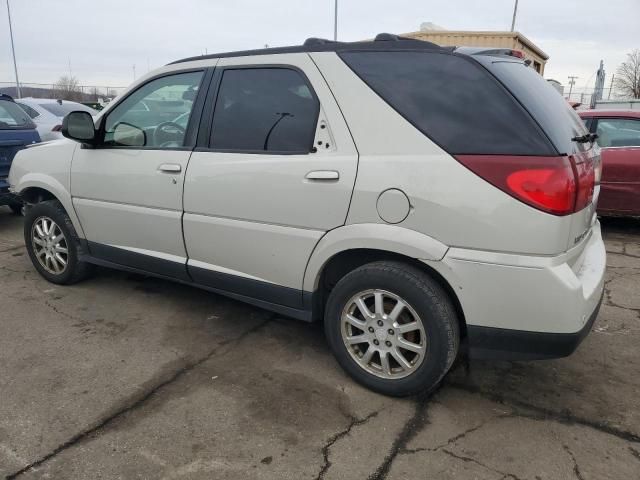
[456,155,585,216]
[51,124,63,132]
[510,50,525,59]
[572,155,595,212]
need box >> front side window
[210,68,319,152]
[104,71,203,148]
[595,118,640,148]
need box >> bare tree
[614,49,640,99]
[54,75,82,101]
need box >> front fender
[9,140,84,237]
[303,223,449,292]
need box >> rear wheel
[24,200,93,284]
[324,261,459,396]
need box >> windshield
[475,57,590,155]
[40,102,97,118]
[0,100,35,129]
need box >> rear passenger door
[183,54,358,311]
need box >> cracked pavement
[1,209,639,479]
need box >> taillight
[572,154,595,212]
[456,155,594,216]
[51,124,63,132]
[509,50,525,59]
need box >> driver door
[70,69,208,280]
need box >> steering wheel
[153,121,186,148]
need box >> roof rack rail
[303,37,338,46]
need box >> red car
[579,110,640,217]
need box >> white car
[14,98,98,142]
[8,35,606,396]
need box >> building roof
[402,30,549,60]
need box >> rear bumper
[423,221,606,360]
[466,290,603,360]
[0,178,19,205]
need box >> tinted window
[0,100,35,129]
[479,58,589,155]
[210,68,319,152]
[340,51,555,156]
[104,71,203,148]
[16,103,40,119]
[40,102,97,117]
[595,118,640,148]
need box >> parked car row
[15,98,98,142]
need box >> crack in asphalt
[440,448,523,480]
[4,316,275,480]
[562,444,585,480]
[448,382,640,444]
[314,410,379,480]
[399,417,499,456]
[366,390,434,480]
[629,446,640,461]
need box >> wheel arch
[305,224,466,336]
[16,176,85,238]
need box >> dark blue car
[0,94,40,214]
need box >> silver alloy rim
[341,289,427,379]
[31,216,69,275]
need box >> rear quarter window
[339,51,556,156]
[477,58,589,155]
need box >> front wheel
[24,200,93,284]
[324,261,460,397]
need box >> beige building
[401,30,549,75]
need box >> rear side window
[339,51,555,156]
[16,103,40,119]
[40,102,97,117]
[594,118,640,147]
[209,68,319,153]
[479,58,589,155]
[0,100,35,129]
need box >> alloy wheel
[341,289,427,379]
[31,216,69,274]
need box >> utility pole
[567,75,578,100]
[6,0,21,98]
[608,73,615,99]
[510,0,519,32]
[333,0,338,41]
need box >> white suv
[8,35,606,396]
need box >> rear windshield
[40,102,97,117]
[476,58,589,155]
[0,100,35,129]
[339,51,556,156]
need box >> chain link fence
[0,82,127,104]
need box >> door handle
[305,170,339,181]
[158,163,182,173]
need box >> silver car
[8,35,606,396]
[14,98,98,142]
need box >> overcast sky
[1,0,637,94]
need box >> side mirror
[112,122,146,147]
[62,111,96,144]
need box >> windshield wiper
[571,132,598,143]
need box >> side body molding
[303,223,449,292]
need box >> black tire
[324,261,460,397]
[9,202,24,216]
[24,200,93,284]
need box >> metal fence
[0,82,127,102]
